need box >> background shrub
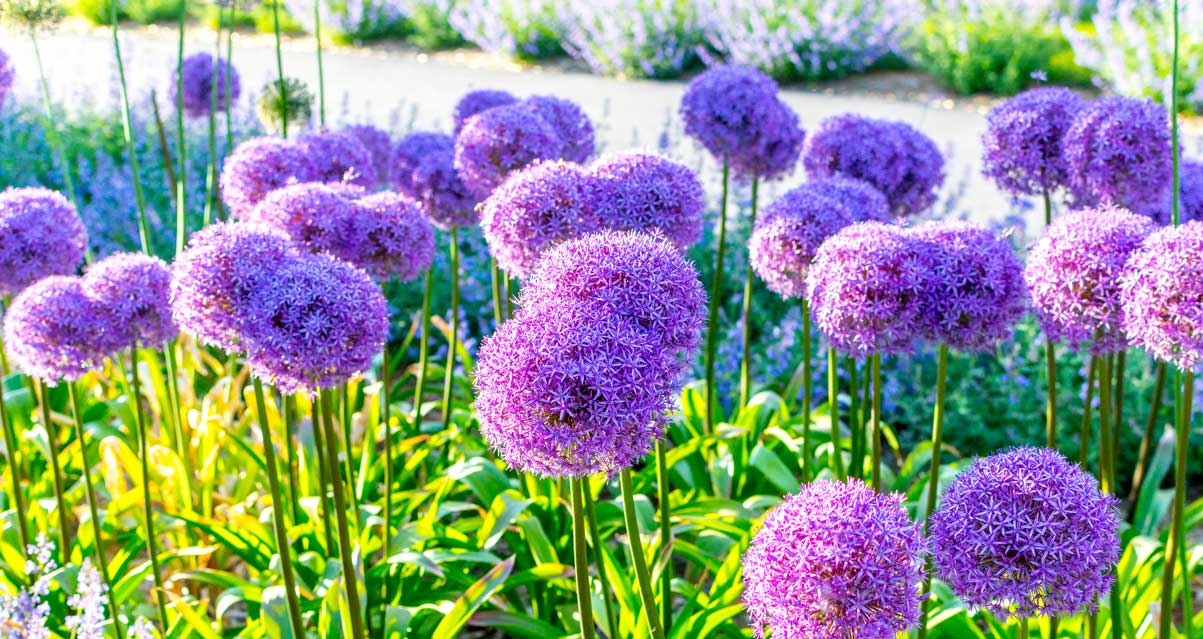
[558,0,701,79]
[282,0,408,42]
[448,0,563,61]
[402,0,464,49]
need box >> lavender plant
[448,0,562,60]
[557,0,701,79]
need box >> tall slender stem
[284,395,302,524]
[29,32,78,213]
[848,356,862,479]
[202,13,222,227]
[1128,361,1166,509]
[313,0,326,126]
[1080,357,1097,472]
[128,350,170,629]
[827,347,845,480]
[311,398,337,552]
[162,346,190,503]
[1098,355,1114,494]
[109,12,153,254]
[319,389,366,638]
[655,440,672,635]
[224,1,235,153]
[441,229,460,435]
[339,384,359,521]
[571,478,597,639]
[174,1,188,256]
[412,269,434,437]
[619,469,666,639]
[739,178,759,410]
[582,486,618,637]
[800,305,812,482]
[271,0,289,138]
[382,344,395,564]
[490,258,504,327]
[251,379,306,635]
[0,368,30,556]
[1017,618,1030,639]
[869,354,882,490]
[1045,343,1057,450]
[1114,351,1126,454]
[704,162,730,436]
[917,344,948,639]
[35,380,71,564]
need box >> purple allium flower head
[678,65,779,163]
[455,103,565,198]
[588,151,705,250]
[520,95,595,163]
[452,88,519,134]
[911,221,1027,352]
[981,87,1085,196]
[0,187,87,296]
[169,222,298,352]
[1024,206,1156,354]
[168,52,241,119]
[351,191,436,282]
[481,160,600,278]
[1062,96,1172,212]
[297,129,378,188]
[1138,159,1203,225]
[220,137,310,218]
[518,229,707,355]
[1119,221,1203,371]
[806,221,926,357]
[742,479,925,639]
[931,447,1120,619]
[392,134,479,229]
[341,124,392,184]
[248,181,365,253]
[3,277,111,383]
[241,253,388,394]
[83,253,178,351]
[392,132,454,195]
[0,48,13,110]
[749,184,859,300]
[886,121,945,218]
[728,98,805,182]
[807,176,891,222]
[474,300,683,477]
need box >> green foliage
[405,2,464,50]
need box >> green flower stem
[827,347,845,480]
[0,359,30,556]
[1017,618,1029,639]
[490,257,504,327]
[68,382,125,639]
[128,349,170,629]
[1176,372,1195,635]
[738,177,759,411]
[34,380,71,564]
[224,1,235,152]
[319,388,366,638]
[1080,357,1097,472]
[202,13,222,227]
[571,478,597,639]
[340,384,360,521]
[311,398,337,553]
[1042,192,1058,456]
[284,395,302,525]
[271,0,288,138]
[412,269,434,437]
[383,344,394,560]
[313,0,325,126]
[1128,361,1166,510]
[917,344,948,639]
[1113,351,1125,453]
[109,8,153,254]
[1097,355,1124,639]
[441,229,460,435]
[162,345,190,505]
[800,305,812,481]
[655,440,672,635]
[582,485,618,638]
[704,162,730,437]
[848,356,862,480]
[28,32,78,216]
[869,354,882,491]
[619,469,666,639]
[251,378,306,635]
[174,2,188,256]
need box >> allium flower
[931,447,1120,619]
[1062,96,1172,212]
[242,253,388,394]
[728,98,805,182]
[3,276,111,383]
[474,301,682,477]
[392,132,454,193]
[1120,221,1203,371]
[806,221,926,357]
[255,77,313,135]
[169,222,298,351]
[911,221,1027,352]
[65,558,108,639]
[1139,159,1203,225]
[520,95,595,163]
[393,132,479,228]
[351,191,436,282]
[679,65,780,162]
[168,52,241,119]
[885,121,945,218]
[0,48,13,110]
[454,103,565,198]
[219,137,310,218]
[341,123,392,184]
[297,129,378,188]
[588,151,705,250]
[452,88,518,134]
[807,176,890,222]
[84,253,178,351]
[742,479,925,639]
[0,187,87,296]
[480,160,600,278]
[1024,206,1156,353]
[749,185,858,300]
[518,229,707,354]
[248,181,365,252]
[981,87,1085,196]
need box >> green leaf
[432,556,515,639]
[261,586,296,639]
[476,489,531,550]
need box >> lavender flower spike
[0,187,88,296]
[1120,221,1203,372]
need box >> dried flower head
[169,52,241,119]
[84,252,178,351]
[1063,96,1172,212]
[297,129,378,188]
[1119,221,1203,371]
[455,103,565,198]
[0,187,87,296]
[0,0,62,31]
[749,184,858,300]
[220,136,311,218]
[452,88,518,134]
[588,151,705,250]
[981,87,1085,196]
[255,77,313,135]
[3,276,110,383]
[521,95,596,163]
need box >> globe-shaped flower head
[248,181,365,254]
[521,95,595,163]
[931,447,1120,619]
[742,479,925,639]
[298,129,378,188]
[806,222,927,357]
[679,65,779,163]
[1138,159,1203,225]
[749,184,860,300]
[169,52,241,119]
[0,187,88,296]
[393,132,478,228]
[886,121,945,217]
[1024,206,1156,353]
[341,124,392,185]
[1062,96,1172,212]
[1120,221,1203,371]
[392,131,454,193]
[455,103,564,198]
[84,253,178,352]
[351,191,436,282]
[911,221,1027,352]
[588,151,705,250]
[807,176,890,222]
[0,48,13,110]
[480,160,600,278]
[728,98,805,182]
[220,137,310,218]
[452,88,518,134]
[3,277,110,383]
[981,87,1084,196]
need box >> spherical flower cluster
[392,132,478,229]
[1062,96,1172,212]
[742,479,925,639]
[455,103,564,198]
[518,230,707,354]
[352,191,436,282]
[931,447,1120,619]
[168,52,241,119]
[807,176,890,222]
[1119,221,1203,371]
[452,88,518,134]
[255,76,313,136]
[728,99,805,182]
[520,95,595,163]
[1024,207,1156,353]
[248,181,365,251]
[480,160,600,278]
[0,48,13,110]
[912,221,1027,352]
[981,87,1084,197]
[749,184,860,300]
[588,151,704,250]
[1139,159,1203,225]
[0,187,88,296]
[392,131,453,192]
[886,121,945,218]
[220,137,311,218]
[83,253,178,351]
[297,129,378,188]
[341,123,393,184]
[679,65,779,162]
[806,222,927,357]
[241,252,389,394]
[169,222,298,351]
[3,277,109,383]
